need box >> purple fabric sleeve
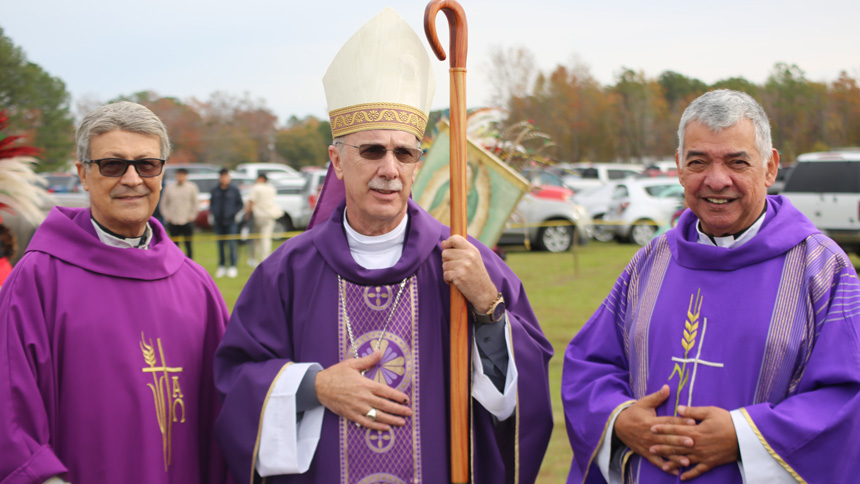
[743,261,860,482]
[0,259,69,483]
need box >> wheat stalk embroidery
[669,290,702,416]
[140,332,185,471]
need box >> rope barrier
[170,218,667,242]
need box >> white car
[271,177,307,232]
[572,182,620,242]
[498,189,593,253]
[234,163,301,182]
[603,178,684,245]
[782,149,860,254]
[558,162,643,192]
[296,167,328,229]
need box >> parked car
[40,173,83,193]
[572,181,620,242]
[782,149,860,254]
[271,177,307,233]
[186,173,254,229]
[297,167,328,229]
[520,166,575,191]
[640,161,679,178]
[603,178,684,245]
[234,163,301,182]
[498,189,593,253]
[163,163,222,181]
[559,162,643,192]
[767,165,794,195]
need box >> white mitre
[323,7,435,139]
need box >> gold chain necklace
[338,274,411,360]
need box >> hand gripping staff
[424,2,470,483]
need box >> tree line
[490,46,860,164]
[3,26,859,172]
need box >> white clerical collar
[91,219,153,250]
[696,211,765,249]
[343,209,407,269]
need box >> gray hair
[332,135,346,155]
[76,101,170,163]
[677,89,773,165]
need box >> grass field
[194,236,640,483]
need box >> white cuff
[471,314,517,420]
[597,403,632,484]
[730,409,795,483]
[256,362,325,476]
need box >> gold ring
[366,408,378,421]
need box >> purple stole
[337,275,421,484]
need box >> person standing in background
[245,173,283,266]
[161,168,199,259]
[210,168,243,278]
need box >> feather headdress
[0,110,48,225]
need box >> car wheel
[629,220,657,246]
[591,215,615,243]
[536,223,574,252]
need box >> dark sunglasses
[337,142,422,164]
[85,158,166,177]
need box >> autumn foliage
[499,58,860,165]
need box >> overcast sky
[4,0,859,124]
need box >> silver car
[498,191,593,252]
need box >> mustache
[368,178,403,191]
[111,188,151,198]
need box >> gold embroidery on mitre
[330,102,427,139]
[140,332,185,471]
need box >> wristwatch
[472,292,505,323]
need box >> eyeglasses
[336,142,423,164]
[85,158,166,177]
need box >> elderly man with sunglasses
[0,101,230,483]
[214,9,552,484]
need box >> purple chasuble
[0,207,230,484]
[214,199,554,484]
[562,195,860,483]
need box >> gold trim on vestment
[755,244,805,403]
[329,102,428,139]
[631,238,672,398]
[250,362,294,484]
[739,408,806,483]
[621,449,634,483]
[580,400,636,483]
[410,277,421,483]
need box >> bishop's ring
[366,407,378,421]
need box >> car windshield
[655,185,684,199]
[572,167,599,179]
[644,185,676,197]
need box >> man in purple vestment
[562,89,860,483]
[213,8,553,484]
[0,102,230,483]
